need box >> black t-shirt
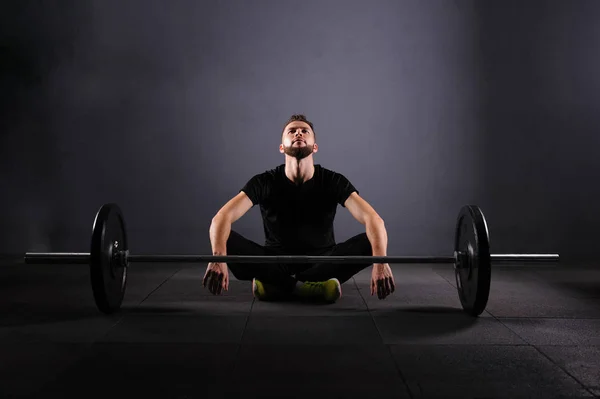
[240,164,358,253]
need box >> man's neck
[284,156,315,185]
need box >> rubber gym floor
[1,261,598,398]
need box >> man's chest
[262,184,334,217]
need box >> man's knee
[226,230,256,255]
[353,232,372,255]
[227,230,244,245]
[356,232,368,241]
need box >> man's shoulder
[316,164,347,180]
[249,164,284,182]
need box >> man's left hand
[371,263,395,299]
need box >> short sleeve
[240,173,268,205]
[331,172,358,207]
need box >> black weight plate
[90,203,128,314]
[454,205,491,316]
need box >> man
[203,114,395,302]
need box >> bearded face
[280,122,317,160]
[282,140,315,159]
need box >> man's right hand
[203,262,229,295]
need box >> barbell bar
[24,253,559,264]
[23,203,560,317]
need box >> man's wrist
[371,248,387,258]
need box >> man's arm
[343,192,387,256]
[344,191,395,299]
[204,192,254,295]
[209,192,254,255]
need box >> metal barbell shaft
[24,252,560,264]
[491,254,560,262]
[129,255,456,263]
[128,254,560,263]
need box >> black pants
[226,230,373,292]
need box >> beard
[282,143,314,160]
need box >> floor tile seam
[432,268,458,290]
[351,276,542,350]
[530,343,598,397]
[384,345,415,399]
[135,267,184,307]
[231,297,256,375]
[95,267,184,343]
[493,314,599,396]
[352,277,414,398]
[492,312,538,345]
[386,341,597,397]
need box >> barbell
[24,203,559,316]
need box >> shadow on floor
[370,306,479,338]
[0,303,111,326]
[552,281,600,298]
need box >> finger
[208,272,217,294]
[384,278,391,298]
[202,269,209,287]
[377,279,384,300]
[214,273,220,295]
[211,273,221,295]
[208,275,215,294]
[215,273,225,295]
[203,270,213,288]
[216,273,224,295]
[224,274,229,291]
[390,275,396,293]
[371,279,375,296]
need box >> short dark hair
[282,114,315,138]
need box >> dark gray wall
[1,1,598,264]
[474,0,600,262]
